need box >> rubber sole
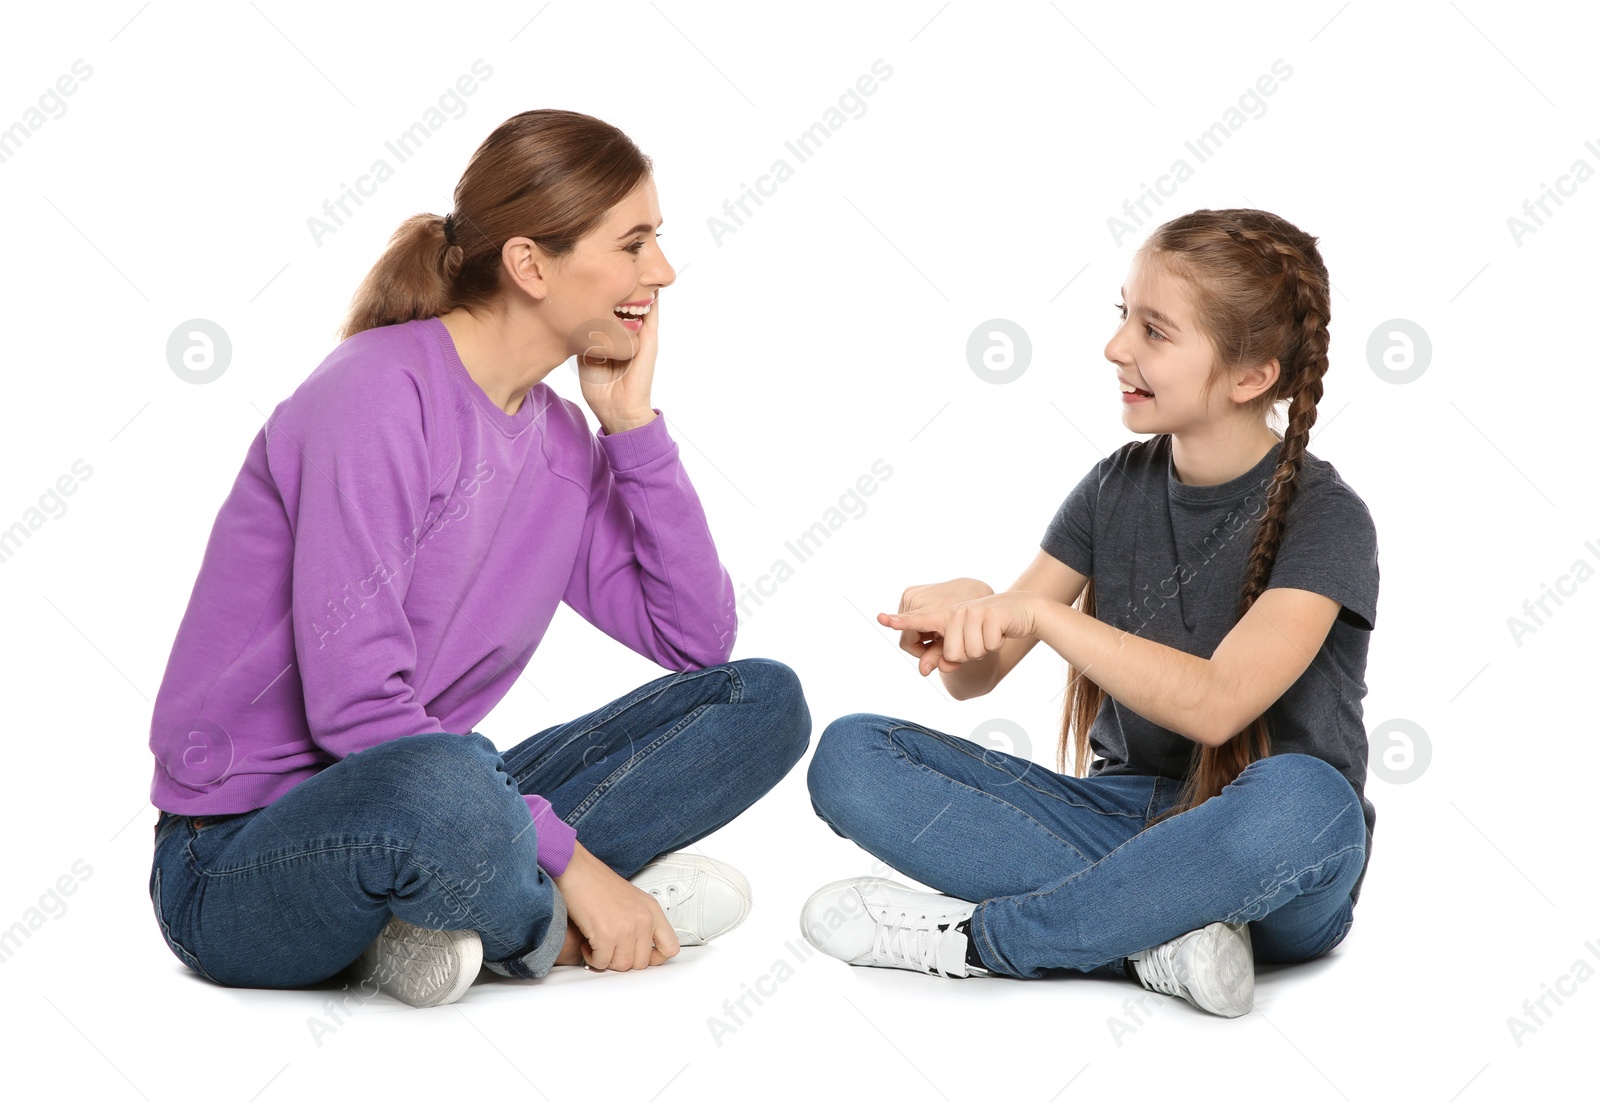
[1187,921,1255,1018]
[354,916,483,1008]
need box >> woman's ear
[500,236,553,302]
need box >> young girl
[801,209,1377,1018]
[147,109,810,1008]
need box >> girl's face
[1104,253,1229,435]
[540,175,676,362]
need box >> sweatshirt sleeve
[523,795,577,875]
[268,374,446,757]
[562,408,739,669]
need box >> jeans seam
[565,700,714,827]
[1221,843,1367,926]
[405,853,528,954]
[151,865,220,984]
[880,723,1097,866]
[559,663,745,827]
[187,833,413,877]
[184,833,545,957]
[1144,778,1180,823]
[507,663,744,790]
[885,721,1150,822]
[990,795,1221,912]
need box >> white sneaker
[353,915,483,1008]
[800,877,987,978]
[1127,921,1254,1017]
[629,852,751,945]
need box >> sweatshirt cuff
[523,793,578,876]
[597,408,671,471]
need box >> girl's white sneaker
[1127,920,1254,1017]
[800,877,987,978]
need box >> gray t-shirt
[1042,433,1380,900]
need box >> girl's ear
[1231,357,1281,404]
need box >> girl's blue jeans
[149,658,810,987]
[806,713,1366,979]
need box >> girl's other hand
[884,578,994,674]
[879,591,1040,676]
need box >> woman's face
[543,175,676,363]
[1104,253,1225,435]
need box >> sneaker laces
[1132,940,1186,997]
[872,907,960,976]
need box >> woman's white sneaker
[800,877,987,978]
[629,852,752,945]
[1126,920,1254,1017]
[353,915,483,1008]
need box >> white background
[1,1,1594,1101]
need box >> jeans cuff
[483,879,567,980]
[967,902,1015,978]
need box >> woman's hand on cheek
[577,291,660,435]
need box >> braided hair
[1058,209,1332,819]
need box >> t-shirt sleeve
[1266,483,1379,631]
[1040,459,1103,576]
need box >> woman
[147,109,810,1007]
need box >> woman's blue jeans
[806,714,1366,979]
[149,657,810,988]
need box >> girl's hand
[572,291,660,434]
[887,578,995,675]
[552,842,679,971]
[878,591,1041,677]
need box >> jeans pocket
[153,811,181,848]
[149,865,218,984]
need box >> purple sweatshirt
[148,316,738,875]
